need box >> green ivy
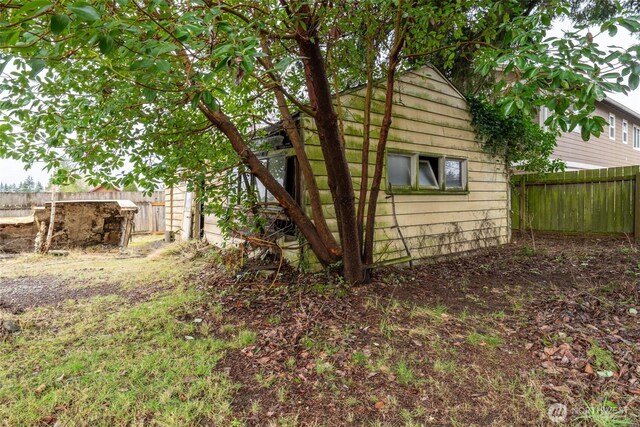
[468,95,564,173]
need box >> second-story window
[634,126,640,150]
[623,120,628,144]
[609,114,616,140]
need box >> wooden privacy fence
[512,166,640,237]
[0,191,165,234]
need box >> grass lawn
[1,235,639,426]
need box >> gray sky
[0,19,639,186]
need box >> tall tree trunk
[357,16,376,254]
[363,7,406,266]
[296,35,365,283]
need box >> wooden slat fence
[0,191,165,234]
[512,166,640,237]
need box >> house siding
[301,66,509,266]
[551,101,640,169]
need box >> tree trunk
[363,11,406,266]
[257,38,341,258]
[198,105,339,266]
[296,35,365,283]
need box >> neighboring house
[166,65,510,268]
[543,98,640,170]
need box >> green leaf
[28,59,46,78]
[68,4,101,22]
[130,59,154,70]
[581,123,591,141]
[607,24,617,37]
[142,87,157,101]
[18,0,52,14]
[190,91,202,110]
[50,14,70,35]
[97,35,115,55]
[273,57,295,73]
[202,90,219,111]
[629,74,639,91]
[155,59,171,72]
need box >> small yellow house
[166,65,510,267]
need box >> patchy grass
[0,240,240,426]
[0,290,238,426]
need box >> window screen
[418,156,439,187]
[445,159,463,188]
[388,154,412,186]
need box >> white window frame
[623,120,628,144]
[386,151,468,193]
[571,107,581,134]
[609,114,616,140]
[634,126,640,150]
[539,107,550,131]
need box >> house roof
[601,98,640,122]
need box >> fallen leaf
[374,401,384,409]
[585,363,594,374]
[35,383,47,394]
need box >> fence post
[635,173,640,241]
[519,177,526,234]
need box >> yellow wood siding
[301,65,509,265]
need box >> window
[254,156,286,204]
[570,107,581,134]
[609,114,616,140]
[418,156,439,188]
[387,154,413,187]
[387,152,467,193]
[539,107,550,130]
[445,158,464,189]
[634,126,640,150]
[623,120,628,144]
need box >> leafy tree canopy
[0,0,639,280]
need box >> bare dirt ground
[0,235,169,313]
[195,235,640,426]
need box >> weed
[433,359,457,374]
[521,246,536,257]
[379,316,396,338]
[268,314,282,325]
[315,360,333,375]
[467,332,502,348]
[587,342,617,372]
[234,329,257,348]
[576,400,633,426]
[395,361,415,385]
[351,351,367,366]
[300,335,317,351]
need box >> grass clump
[467,332,502,349]
[394,361,415,386]
[587,342,617,372]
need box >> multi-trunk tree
[1,0,639,282]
